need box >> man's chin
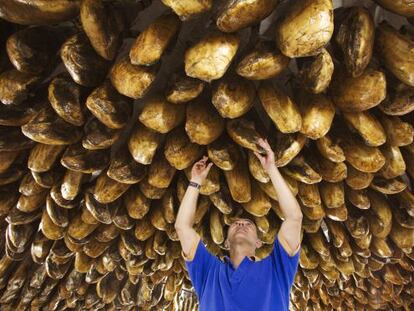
[232,234,250,242]
[235,229,248,235]
[233,233,246,239]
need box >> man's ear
[224,238,229,250]
[255,239,263,249]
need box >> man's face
[225,218,260,249]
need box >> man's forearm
[268,167,303,220]
[174,185,200,229]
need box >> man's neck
[229,243,255,269]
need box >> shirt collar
[223,255,256,263]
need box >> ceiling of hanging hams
[0,0,413,310]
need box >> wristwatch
[189,181,201,189]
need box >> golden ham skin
[0,1,413,310]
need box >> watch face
[190,181,200,188]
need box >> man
[174,138,303,311]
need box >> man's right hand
[254,138,276,173]
[190,155,213,184]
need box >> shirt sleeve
[182,235,218,299]
[272,231,301,291]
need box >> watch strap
[189,181,201,189]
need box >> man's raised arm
[254,138,303,256]
[174,156,213,260]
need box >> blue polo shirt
[182,233,300,311]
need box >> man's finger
[261,141,272,152]
[257,138,270,151]
[264,139,272,150]
[256,138,264,145]
[254,151,264,162]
